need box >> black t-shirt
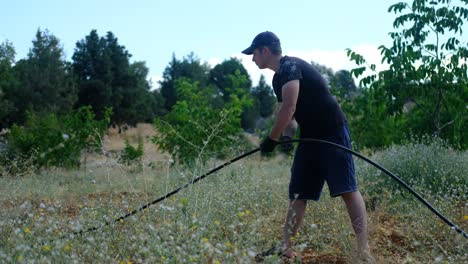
[272,56,346,138]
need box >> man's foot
[255,244,295,262]
[357,250,376,263]
[280,252,299,264]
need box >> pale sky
[1,0,411,87]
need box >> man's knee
[289,199,307,205]
[340,191,362,202]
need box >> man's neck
[268,55,283,73]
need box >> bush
[358,136,467,200]
[3,106,111,170]
[153,78,251,166]
[119,138,144,165]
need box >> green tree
[72,30,110,82]
[160,53,210,111]
[6,106,111,169]
[72,30,111,118]
[347,0,468,148]
[330,70,357,100]
[153,76,250,166]
[0,41,16,127]
[311,60,335,83]
[209,58,256,130]
[149,89,167,117]
[103,31,136,127]
[9,29,76,125]
[128,61,166,121]
[251,74,276,118]
[310,61,357,101]
[209,57,252,102]
[73,30,158,128]
[0,41,15,63]
[341,85,406,149]
[116,61,160,125]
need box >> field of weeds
[0,130,466,263]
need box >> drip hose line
[55,138,467,241]
[286,138,466,238]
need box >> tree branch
[439,119,455,131]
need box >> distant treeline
[1,0,467,150]
[0,29,279,132]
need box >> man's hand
[260,137,278,153]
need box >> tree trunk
[434,87,443,137]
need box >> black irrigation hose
[56,138,467,241]
[285,138,467,239]
[57,147,260,240]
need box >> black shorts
[289,124,357,201]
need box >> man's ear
[262,46,271,55]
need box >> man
[242,31,374,262]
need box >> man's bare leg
[282,199,307,258]
[341,191,374,261]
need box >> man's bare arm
[269,80,299,140]
[283,118,297,138]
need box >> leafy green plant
[119,139,144,165]
[346,0,468,149]
[4,106,111,170]
[153,75,251,166]
[1,145,466,263]
[341,85,407,150]
[358,136,467,200]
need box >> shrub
[153,77,251,166]
[3,106,111,170]
[119,138,144,165]
[357,136,467,199]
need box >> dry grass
[105,123,169,161]
[0,131,466,263]
[81,123,170,169]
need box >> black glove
[260,137,278,153]
[279,135,294,153]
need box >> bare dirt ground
[82,123,171,168]
[75,124,463,263]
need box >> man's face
[252,47,268,69]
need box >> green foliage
[72,30,111,118]
[251,75,276,119]
[72,30,162,125]
[119,139,144,165]
[329,70,357,100]
[310,61,357,102]
[2,144,465,262]
[209,57,252,102]
[238,74,277,133]
[149,89,167,117]
[2,29,164,130]
[341,85,407,150]
[61,106,112,152]
[159,56,262,132]
[127,61,166,122]
[160,53,210,111]
[25,29,76,113]
[0,40,15,64]
[209,58,258,131]
[5,29,76,126]
[0,41,16,127]
[310,60,334,81]
[358,136,467,201]
[346,0,468,149]
[4,106,111,169]
[153,77,250,166]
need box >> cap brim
[241,45,255,55]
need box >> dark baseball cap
[241,31,281,55]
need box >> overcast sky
[1,0,419,87]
